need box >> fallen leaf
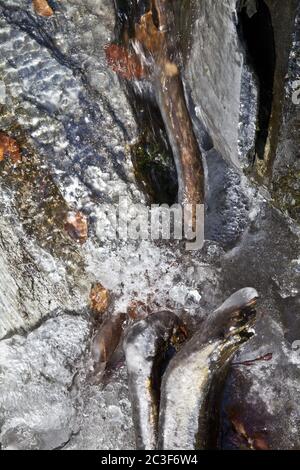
[253,435,269,450]
[0,132,22,163]
[64,211,88,244]
[231,417,248,440]
[135,10,165,55]
[104,43,146,80]
[91,312,127,371]
[90,283,110,316]
[230,412,269,450]
[32,0,54,17]
[127,300,150,320]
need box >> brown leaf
[127,300,150,320]
[230,413,269,450]
[253,435,269,450]
[0,132,22,163]
[91,313,127,368]
[104,43,146,80]
[90,283,110,316]
[33,0,54,17]
[64,211,88,244]
[231,417,248,440]
[135,10,165,55]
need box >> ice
[0,314,90,450]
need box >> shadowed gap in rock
[237,0,276,160]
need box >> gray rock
[184,0,246,170]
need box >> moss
[130,130,178,205]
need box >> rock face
[184,0,246,170]
[270,3,300,220]
[184,0,300,222]
[0,0,299,450]
[0,0,135,337]
[0,0,139,450]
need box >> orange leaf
[253,435,269,450]
[90,283,110,316]
[104,43,146,80]
[231,417,248,439]
[135,10,165,55]
[127,300,150,320]
[91,312,127,367]
[0,132,22,163]
[32,0,54,17]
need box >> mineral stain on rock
[127,300,150,321]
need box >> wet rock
[158,289,258,450]
[205,149,252,247]
[184,0,246,170]
[183,0,299,226]
[270,4,300,221]
[124,311,186,450]
[256,1,299,178]
[0,0,139,337]
[0,0,142,448]
[64,364,135,451]
[218,202,300,449]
